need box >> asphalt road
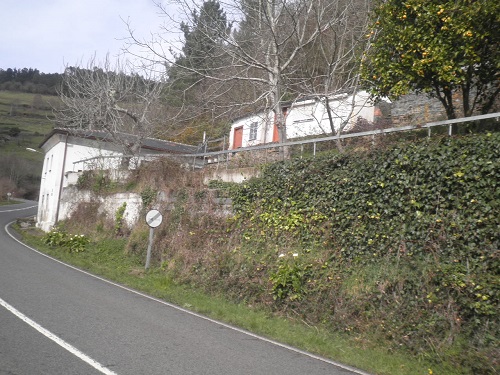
[0,201,368,375]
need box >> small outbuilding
[228,91,378,149]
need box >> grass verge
[15,224,462,375]
[0,199,23,206]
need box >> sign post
[145,209,163,270]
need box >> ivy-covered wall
[215,131,498,372]
[234,132,498,264]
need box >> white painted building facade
[229,91,377,149]
[36,129,196,232]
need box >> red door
[272,107,287,143]
[233,126,243,148]
[272,124,279,142]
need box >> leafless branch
[55,54,164,161]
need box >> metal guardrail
[73,112,499,170]
[181,112,500,161]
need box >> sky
[0,0,177,74]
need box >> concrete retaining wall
[59,186,142,230]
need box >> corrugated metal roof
[39,128,198,154]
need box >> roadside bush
[43,228,67,247]
[269,252,312,302]
[66,234,90,253]
[125,224,149,256]
[43,228,89,253]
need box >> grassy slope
[0,91,55,199]
[0,90,55,149]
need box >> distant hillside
[0,68,61,95]
[0,90,57,200]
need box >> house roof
[39,128,199,154]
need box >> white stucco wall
[286,91,374,138]
[285,99,335,138]
[58,187,142,230]
[228,112,274,149]
[37,134,66,232]
[349,91,375,125]
[228,91,375,150]
[203,167,259,184]
[36,134,126,232]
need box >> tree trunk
[324,96,335,134]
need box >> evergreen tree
[168,0,231,97]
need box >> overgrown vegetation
[43,131,498,374]
[158,132,498,374]
[76,170,117,193]
[114,202,127,236]
[19,222,434,375]
[140,186,157,209]
[237,134,497,370]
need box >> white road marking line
[0,205,38,213]
[0,297,117,375]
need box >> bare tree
[125,0,370,155]
[56,55,164,165]
[291,0,371,138]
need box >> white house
[36,128,197,232]
[228,90,377,149]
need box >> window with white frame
[249,122,258,141]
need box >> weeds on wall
[115,202,127,236]
[63,201,111,238]
[76,170,116,193]
[140,187,157,209]
[124,222,149,256]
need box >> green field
[0,90,57,150]
[0,90,56,200]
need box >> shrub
[115,202,127,236]
[43,228,89,253]
[43,228,67,247]
[140,187,157,208]
[66,234,90,253]
[270,252,312,302]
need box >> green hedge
[234,134,498,257]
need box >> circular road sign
[146,209,163,228]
